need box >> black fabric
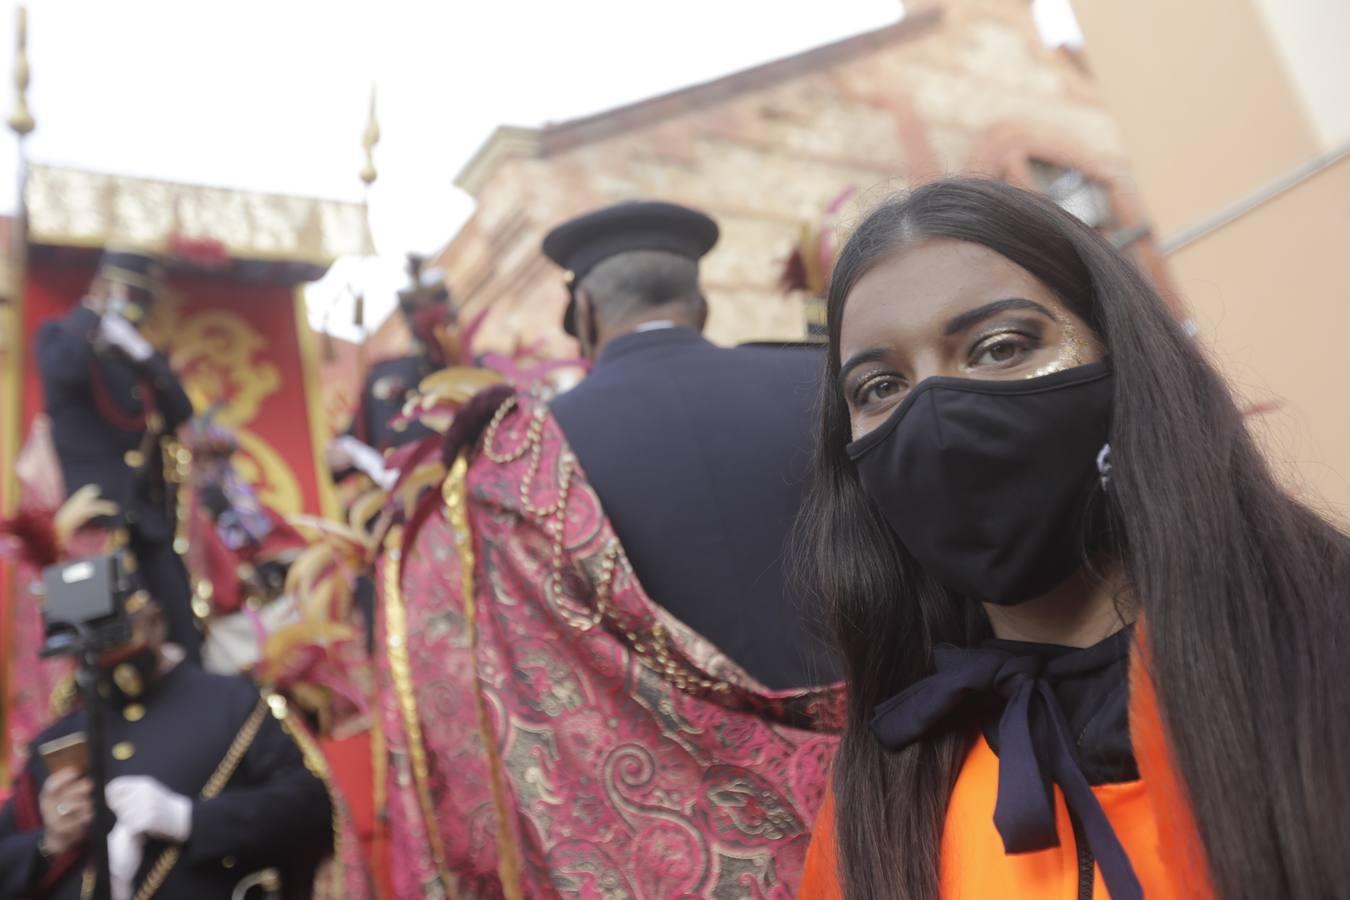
[345,354,438,452]
[981,635,1137,786]
[871,629,1141,900]
[129,529,201,661]
[550,327,835,689]
[847,362,1114,605]
[541,201,719,336]
[37,304,201,661]
[0,664,332,900]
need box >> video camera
[40,552,136,658]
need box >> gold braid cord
[382,525,458,898]
[124,698,270,900]
[443,452,523,900]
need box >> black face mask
[846,361,1114,606]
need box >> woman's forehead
[840,240,1062,349]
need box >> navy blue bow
[872,641,1142,900]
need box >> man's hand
[38,769,93,857]
[106,776,192,843]
[98,314,154,363]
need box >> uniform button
[123,449,145,468]
[123,704,145,722]
[111,742,135,761]
[222,856,237,869]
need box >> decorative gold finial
[7,6,35,137]
[359,83,379,186]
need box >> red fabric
[377,397,843,898]
[321,733,394,900]
[19,262,331,517]
[0,508,61,569]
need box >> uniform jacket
[0,663,332,900]
[345,354,437,452]
[36,306,194,544]
[550,326,832,689]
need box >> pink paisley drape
[376,396,843,899]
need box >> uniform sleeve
[35,310,98,392]
[0,779,47,899]
[185,705,332,866]
[138,354,195,431]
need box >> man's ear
[575,288,599,359]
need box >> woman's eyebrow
[838,347,889,387]
[942,298,1053,336]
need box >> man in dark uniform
[0,585,333,899]
[328,257,456,482]
[36,251,200,662]
[543,201,831,689]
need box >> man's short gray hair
[579,250,704,324]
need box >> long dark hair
[801,177,1350,899]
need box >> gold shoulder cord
[81,698,270,900]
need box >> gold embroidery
[383,525,458,898]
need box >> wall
[1171,156,1350,518]
[1072,0,1350,519]
[1071,0,1319,237]
[1252,0,1350,150]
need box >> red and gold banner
[1,261,336,787]
[17,260,335,518]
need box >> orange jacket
[799,643,1212,898]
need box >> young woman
[797,177,1350,899]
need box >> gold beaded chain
[480,397,728,696]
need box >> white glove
[334,435,399,489]
[99,314,154,363]
[107,823,144,900]
[106,776,193,843]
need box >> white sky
[0,0,1081,340]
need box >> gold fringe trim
[443,452,523,900]
[382,524,457,898]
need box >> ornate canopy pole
[354,84,379,354]
[1,2,36,788]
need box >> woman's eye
[856,376,903,406]
[971,334,1033,368]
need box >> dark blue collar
[595,326,706,367]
